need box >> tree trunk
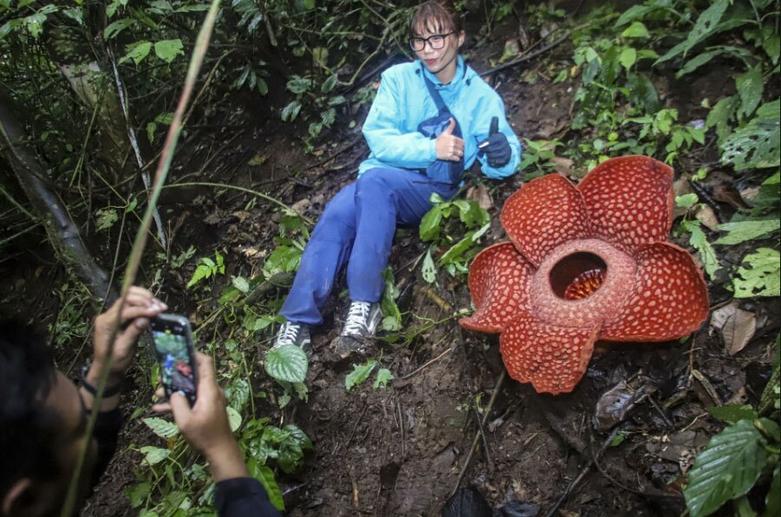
[0,88,114,301]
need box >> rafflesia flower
[460,156,709,395]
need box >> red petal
[500,311,599,394]
[601,242,709,341]
[500,174,591,266]
[460,242,534,333]
[578,156,674,255]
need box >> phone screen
[150,316,197,402]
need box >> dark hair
[409,0,462,37]
[0,320,61,496]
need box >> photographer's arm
[165,353,281,517]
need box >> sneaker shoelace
[343,302,371,334]
[277,322,300,346]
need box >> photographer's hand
[83,287,166,411]
[166,352,249,481]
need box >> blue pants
[280,167,458,326]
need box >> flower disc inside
[549,252,607,300]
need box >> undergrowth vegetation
[0,0,779,515]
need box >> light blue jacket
[359,56,521,179]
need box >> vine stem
[60,2,222,515]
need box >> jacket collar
[419,55,470,89]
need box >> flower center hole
[550,252,607,300]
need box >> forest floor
[1,9,777,517]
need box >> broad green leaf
[249,460,285,510]
[373,368,393,389]
[381,267,401,332]
[715,219,780,245]
[345,359,377,391]
[736,66,763,120]
[419,205,443,241]
[683,221,720,279]
[154,39,184,63]
[676,193,699,209]
[226,378,250,411]
[683,420,768,517]
[257,77,268,95]
[706,96,737,143]
[422,248,437,284]
[226,406,242,432]
[621,21,649,39]
[146,121,157,143]
[143,417,180,438]
[231,275,250,293]
[721,100,780,170]
[619,47,637,69]
[186,263,212,288]
[95,208,119,231]
[263,245,301,277]
[104,18,134,39]
[767,466,780,517]
[280,100,302,122]
[63,7,84,25]
[286,75,313,94]
[676,47,751,79]
[126,481,151,508]
[616,4,659,27]
[656,0,729,63]
[264,344,308,383]
[707,404,757,424]
[139,445,170,465]
[733,248,780,298]
[120,41,152,65]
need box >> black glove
[478,116,511,168]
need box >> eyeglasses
[409,31,455,52]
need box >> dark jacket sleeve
[215,477,282,517]
[89,408,124,489]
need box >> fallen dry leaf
[551,156,574,176]
[694,204,720,231]
[711,301,756,356]
[466,183,493,210]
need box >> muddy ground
[2,8,778,517]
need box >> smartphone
[150,313,198,404]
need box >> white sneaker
[273,321,311,354]
[340,301,382,339]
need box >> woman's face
[412,20,464,82]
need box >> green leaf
[656,0,729,63]
[621,21,649,39]
[126,481,151,508]
[186,263,212,288]
[767,466,780,517]
[345,359,377,391]
[231,275,250,293]
[736,66,763,120]
[733,248,780,298]
[264,344,308,383]
[616,4,659,27]
[715,219,780,245]
[721,100,780,170]
[226,406,242,432]
[676,193,699,209]
[95,208,119,231]
[143,417,180,438]
[682,220,720,279]
[63,7,84,25]
[419,204,443,241]
[380,267,401,332]
[707,404,757,424]
[257,77,268,95]
[263,245,301,277]
[286,75,313,94]
[619,47,637,69]
[226,378,250,411]
[422,248,437,284]
[281,100,302,122]
[706,96,737,143]
[154,39,184,63]
[120,41,152,65]
[249,460,285,510]
[373,368,393,389]
[683,420,768,517]
[139,445,170,465]
[104,18,134,39]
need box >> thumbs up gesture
[435,118,465,162]
[478,116,511,168]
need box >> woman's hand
[435,118,464,161]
